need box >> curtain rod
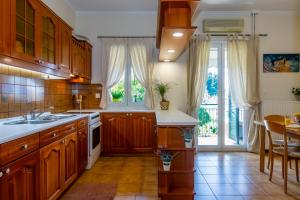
[200,33,268,37]
[97,36,156,38]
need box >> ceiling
[67,0,300,12]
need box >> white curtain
[128,38,156,108]
[227,36,260,152]
[100,38,127,108]
[187,36,211,117]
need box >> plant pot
[112,98,121,102]
[163,161,171,171]
[295,95,300,101]
[185,139,193,148]
[160,101,170,110]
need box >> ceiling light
[163,60,171,62]
[167,49,175,53]
[173,32,184,38]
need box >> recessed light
[163,60,171,62]
[167,49,175,53]
[173,32,184,38]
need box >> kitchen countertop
[0,114,88,144]
[68,108,198,126]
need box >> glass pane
[48,20,55,37]
[48,51,54,63]
[26,39,34,56]
[42,47,48,60]
[16,36,25,53]
[198,47,219,146]
[16,0,25,17]
[25,2,34,23]
[16,17,25,36]
[42,17,47,33]
[26,23,34,40]
[48,38,54,51]
[131,69,145,103]
[42,33,48,48]
[110,74,125,103]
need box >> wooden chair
[265,115,300,172]
[264,115,300,193]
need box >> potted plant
[154,80,171,110]
[292,88,300,100]
[111,89,124,102]
[181,128,194,148]
[159,151,178,171]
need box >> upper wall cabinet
[156,0,200,62]
[59,22,72,73]
[39,5,60,70]
[0,0,75,78]
[0,0,11,56]
[70,37,92,83]
[11,0,40,63]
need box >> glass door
[197,40,246,151]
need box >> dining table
[254,120,300,193]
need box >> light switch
[95,93,101,99]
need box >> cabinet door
[102,113,129,154]
[130,113,155,152]
[85,43,92,80]
[77,126,88,175]
[63,132,77,189]
[10,0,40,63]
[40,138,64,200]
[0,0,11,56]
[71,38,85,76]
[58,22,71,73]
[39,7,59,70]
[0,151,39,200]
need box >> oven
[87,113,101,169]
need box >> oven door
[89,121,101,156]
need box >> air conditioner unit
[203,19,244,33]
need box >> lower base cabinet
[0,151,40,200]
[40,132,78,200]
[77,127,88,175]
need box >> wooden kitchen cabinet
[102,113,128,154]
[0,0,11,56]
[130,113,156,153]
[77,126,88,175]
[63,132,78,189]
[10,0,40,63]
[58,21,72,73]
[0,151,40,200]
[85,42,92,80]
[38,5,60,70]
[102,112,156,154]
[40,137,65,200]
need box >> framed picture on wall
[263,54,300,72]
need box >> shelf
[159,187,195,195]
[157,147,196,151]
[158,168,196,173]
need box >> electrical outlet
[95,93,100,99]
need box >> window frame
[108,52,146,108]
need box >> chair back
[264,115,288,148]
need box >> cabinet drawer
[40,127,64,147]
[0,134,39,166]
[60,122,77,135]
[78,118,88,129]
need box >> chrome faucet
[29,109,45,120]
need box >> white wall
[42,0,76,28]
[74,10,300,111]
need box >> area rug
[61,183,117,200]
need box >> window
[109,59,145,107]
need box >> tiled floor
[67,152,300,200]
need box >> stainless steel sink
[3,114,77,125]
[3,119,57,125]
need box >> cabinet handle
[126,113,129,116]
[53,133,57,137]
[5,168,10,174]
[61,139,65,144]
[130,113,133,116]
[0,172,3,178]
[22,144,28,150]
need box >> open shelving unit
[156,126,196,200]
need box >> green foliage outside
[206,73,218,97]
[111,82,125,102]
[198,107,211,126]
[131,78,145,103]
[197,107,218,137]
